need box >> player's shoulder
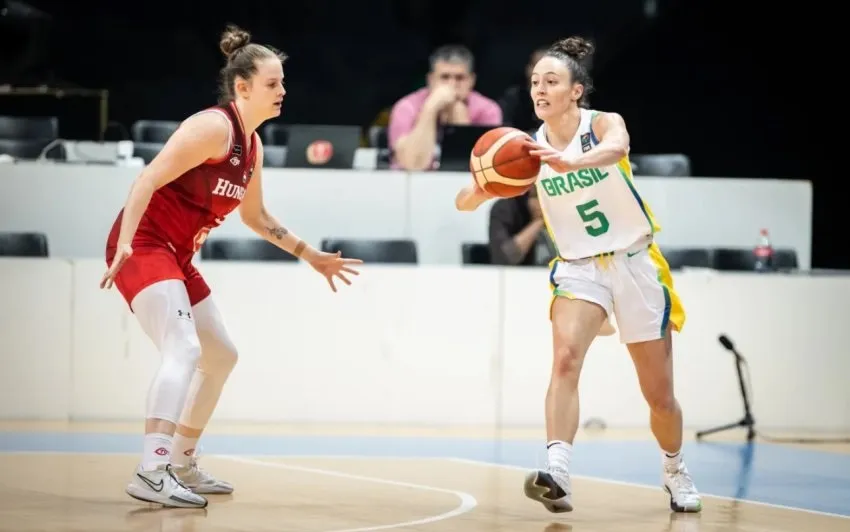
[181,106,231,130]
[178,107,231,140]
[586,109,627,139]
[587,109,625,126]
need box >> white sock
[171,433,200,467]
[663,449,682,470]
[547,440,572,473]
[142,433,173,471]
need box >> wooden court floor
[1,423,848,531]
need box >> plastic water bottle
[753,228,774,272]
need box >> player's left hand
[528,144,578,173]
[307,251,363,292]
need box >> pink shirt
[388,87,503,169]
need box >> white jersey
[533,108,659,260]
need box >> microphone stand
[695,335,756,442]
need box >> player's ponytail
[546,36,595,108]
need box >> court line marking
[219,455,478,532]
[5,449,847,520]
[0,451,435,459]
[447,457,850,520]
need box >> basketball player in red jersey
[101,25,362,509]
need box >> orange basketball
[469,127,541,198]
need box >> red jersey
[107,101,258,255]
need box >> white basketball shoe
[663,459,702,512]
[172,455,234,495]
[126,464,208,508]
[523,466,574,513]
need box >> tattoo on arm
[267,226,288,240]
[293,241,307,257]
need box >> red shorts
[105,243,211,311]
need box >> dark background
[0,0,830,266]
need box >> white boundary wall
[1,258,847,432]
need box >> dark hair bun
[550,37,594,62]
[220,24,252,59]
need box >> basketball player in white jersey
[455,36,702,514]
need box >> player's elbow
[611,134,630,160]
[454,191,469,211]
[239,204,262,229]
[455,187,479,211]
[455,200,474,212]
[606,137,628,159]
[130,171,159,198]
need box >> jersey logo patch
[580,133,592,152]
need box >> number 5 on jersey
[576,200,610,237]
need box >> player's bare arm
[115,113,230,247]
[239,142,363,291]
[528,112,629,174]
[101,112,230,289]
[571,111,630,169]
[238,140,314,260]
[455,182,494,212]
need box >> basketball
[469,127,541,198]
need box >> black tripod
[695,335,756,442]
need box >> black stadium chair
[0,116,58,141]
[711,248,758,271]
[132,142,164,164]
[261,124,290,146]
[321,238,418,264]
[773,249,799,270]
[660,247,713,270]
[0,232,49,257]
[712,247,799,272]
[131,120,180,144]
[0,138,65,160]
[201,238,298,262]
[461,242,491,265]
[629,153,691,177]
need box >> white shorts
[549,239,685,344]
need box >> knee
[200,340,238,376]
[644,387,678,417]
[162,338,201,377]
[551,342,584,382]
[217,343,239,372]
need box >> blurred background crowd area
[0,0,800,175]
[0,0,831,265]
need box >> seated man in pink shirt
[388,45,503,171]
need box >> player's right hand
[100,243,132,289]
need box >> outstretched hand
[307,250,363,292]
